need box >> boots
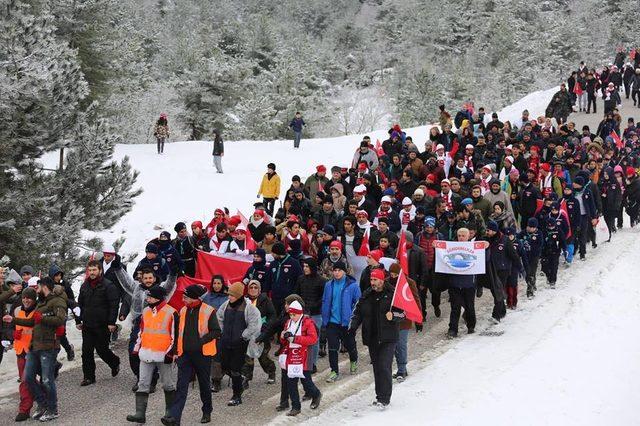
[126,392,149,423]
[164,390,176,418]
[318,343,327,358]
[211,380,221,392]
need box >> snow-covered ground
[305,225,640,426]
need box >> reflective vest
[177,303,217,356]
[139,304,176,354]
[13,307,34,356]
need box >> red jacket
[280,315,318,371]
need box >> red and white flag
[236,210,257,251]
[375,139,384,156]
[559,199,572,239]
[358,227,371,256]
[610,130,623,150]
[396,230,409,275]
[391,270,423,323]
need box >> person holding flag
[348,268,405,408]
[388,263,422,382]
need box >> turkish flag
[610,130,623,150]
[559,199,572,239]
[195,250,252,283]
[236,210,257,251]
[358,227,371,256]
[392,270,423,323]
[167,276,211,311]
[534,199,544,215]
[396,231,409,275]
[375,139,384,156]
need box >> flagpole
[389,270,401,314]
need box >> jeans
[293,131,302,148]
[326,323,357,375]
[213,155,223,173]
[369,342,396,404]
[288,370,319,410]
[308,315,322,368]
[577,92,587,110]
[394,329,409,375]
[25,349,58,412]
[170,351,212,420]
[157,137,165,153]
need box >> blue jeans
[307,315,322,368]
[25,349,58,412]
[293,131,302,148]
[394,329,409,375]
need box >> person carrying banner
[348,268,404,407]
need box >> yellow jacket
[258,173,281,198]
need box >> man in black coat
[518,176,543,229]
[349,269,404,407]
[172,222,197,277]
[76,260,121,386]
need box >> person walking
[154,113,170,154]
[212,128,224,173]
[321,261,360,383]
[279,300,322,416]
[76,260,121,386]
[215,282,262,407]
[10,287,37,422]
[127,286,179,424]
[162,284,221,426]
[5,277,67,422]
[348,269,404,408]
[289,112,305,149]
[257,163,281,216]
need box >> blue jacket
[321,275,361,327]
[289,117,305,133]
[203,291,228,310]
[263,255,303,302]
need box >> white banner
[434,241,486,275]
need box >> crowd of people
[2,52,640,424]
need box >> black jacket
[295,274,326,316]
[77,276,120,327]
[251,293,276,332]
[349,283,404,347]
[212,135,224,156]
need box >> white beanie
[381,195,393,204]
[27,277,39,288]
[402,197,413,206]
[103,244,116,255]
[504,155,514,164]
[354,184,367,194]
[413,188,424,196]
[436,144,445,151]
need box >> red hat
[329,240,343,250]
[287,300,304,315]
[540,163,551,172]
[227,216,242,226]
[627,166,636,178]
[253,209,265,218]
[393,124,402,133]
[160,112,167,119]
[426,174,436,182]
[191,220,203,229]
[368,249,383,263]
[316,164,327,173]
[370,268,385,281]
[215,208,225,216]
[358,162,367,171]
[529,145,539,152]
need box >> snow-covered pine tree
[0,0,140,275]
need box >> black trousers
[368,342,396,404]
[526,256,539,290]
[542,252,560,283]
[81,326,120,381]
[156,137,165,153]
[578,215,589,256]
[287,370,320,410]
[448,287,476,333]
[170,351,212,420]
[242,341,276,380]
[587,94,597,113]
[263,198,276,216]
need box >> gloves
[415,323,424,333]
[164,354,175,364]
[72,307,81,317]
[13,329,22,340]
[33,311,43,325]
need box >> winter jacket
[243,261,268,287]
[172,236,196,262]
[120,273,177,319]
[216,298,262,358]
[154,123,169,139]
[319,254,354,280]
[487,233,519,272]
[203,289,228,310]
[289,117,305,133]
[518,229,544,259]
[483,189,515,218]
[263,255,303,303]
[248,293,276,332]
[304,173,330,201]
[76,276,120,328]
[321,274,361,327]
[134,256,170,282]
[295,274,326,316]
[519,183,543,218]
[280,315,317,371]
[258,173,281,199]
[212,135,224,156]
[351,148,379,171]
[349,283,404,346]
[13,291,67,351]
[407,244,429,288]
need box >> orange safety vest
[13,307,34,356]
[139,304,176,353]
[177,303,217,356]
